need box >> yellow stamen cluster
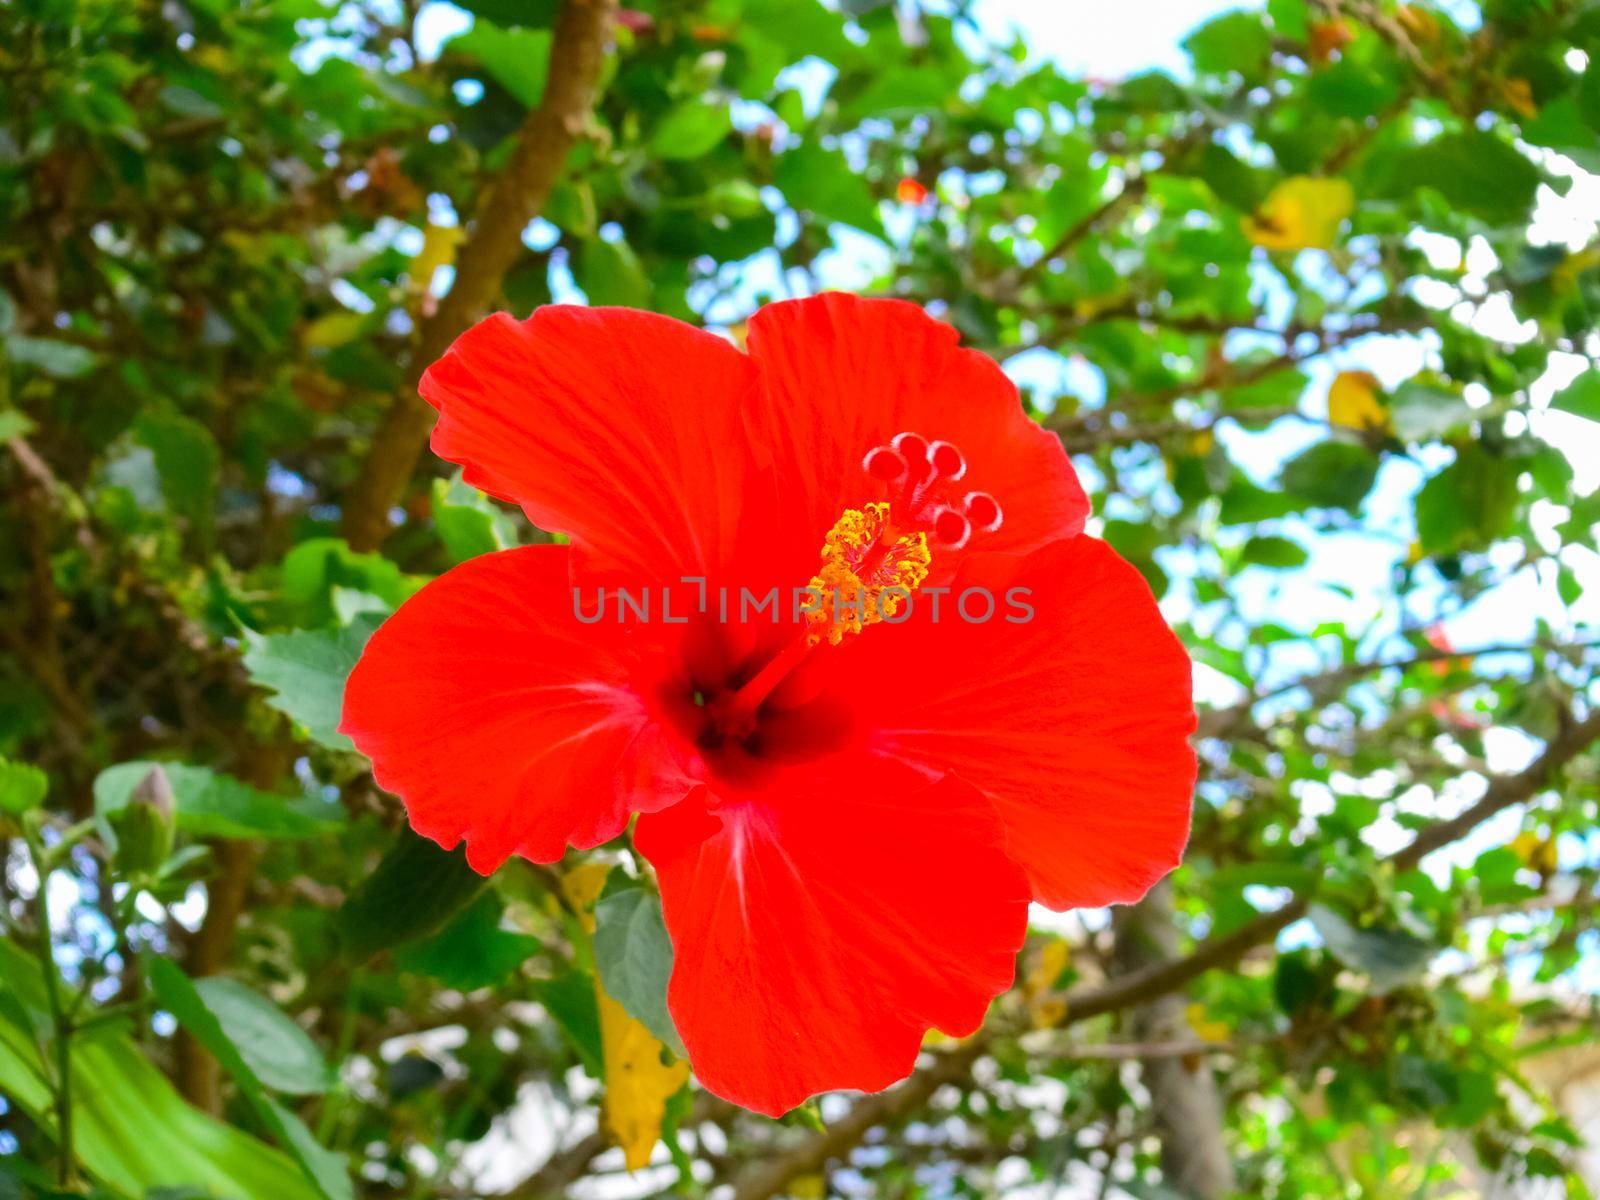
[806,503,931,646]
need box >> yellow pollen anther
[805,502,931,646]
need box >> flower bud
[109,765,176,878]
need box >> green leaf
[577,237,652,308]
[0,409,33,440]
[1390,380,1476,441]
[1224,365,1308,411]
[133,411,219,526]
[331,588,390,626]
[593,885,684,1055]
[833,65,953,123]
[650,102,732,160]
[340,830,486,960]
[1578,59,1600,132]
[533,968,603,1076]
[455,0,558,27]
[5,335,98,379]
[1267,0,1309,39]
[279,538,415,628]
[1521,96,1600,172]
[1308,903,1435,991]
[1198,143,1267,211]
[741,0,852,67]
[1550,370,1600,422]
[1102,517,1169,596]
[94,762,339,841]
[1211,862,1320,893]
[148,960,352,1200]
[1107,70,1188,114]
[395,890,540,989]
[774,142,881,233]
[1184,10,1271,78]
[242,616,381,751]
[705,178,766,217]
[0,758,47,815]
[101,443,165,514]
[1306,45,1401,120]
[1240,534,1309,569]
[1219,475,1304,524]
[432,475,516,563]
[158,84,223,120]
[1273,951,1325,1015]
[454,24,552,107]
[1279,441,1379,511]
[192,977,334,1096]
[1387,131,1541,226]
[1413,445,1520,554]
[0,941,322,1200]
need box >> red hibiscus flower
[340,293,1196,1117]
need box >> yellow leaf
[1394,5,1440,44]
[1499,78,1538,119]
[193,44,232,72]
[1308,19,1353,64]
[409,223,466,294]
[1510,831,1558,873]
[1326,370,1390,434]
[1186,1003,1230,1043]
[301,312,366,349]
[1024,938,1072,1028]
[220,230,271,265]
[563,862,688,1171]
[561,861,612,929]
[1025,938,1071,995]
[789,1175,826,1200]
[599,984,689,1170]
[1243,177,1354,251]
[1553,246,1600,292]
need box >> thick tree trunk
[1111,880,1236,1200]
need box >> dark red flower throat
[659,428,1007,784]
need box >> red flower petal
[744,293,1089,575]
[419,307,767,583]
[340,545,693,872]
[838,536,1196,910]
[636,765,1029,1117]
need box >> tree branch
[1111,880,1234,1198]
[1196,636,1598,740]
[340,0,619,552]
